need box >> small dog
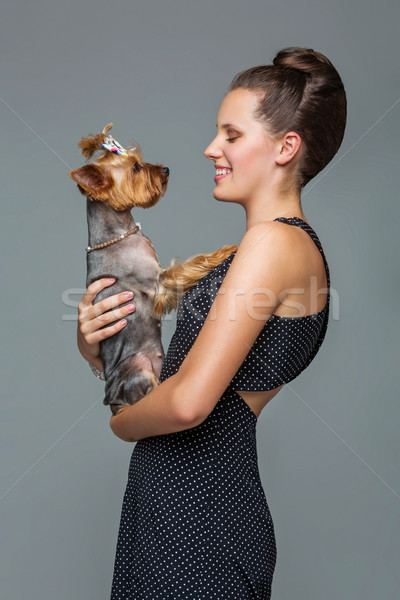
[69,124,237,416]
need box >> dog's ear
[68,165,112,196]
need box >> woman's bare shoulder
[235,219,300,268]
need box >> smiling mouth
[214,168,232,181]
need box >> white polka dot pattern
[110,217,330,599]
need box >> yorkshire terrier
[69,123,237,416]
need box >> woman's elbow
[172,381,207,427]
[110,425,136,443]
[109,407,137,442]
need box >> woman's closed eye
[226,130,240,143]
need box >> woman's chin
[213,190,237,204]
[212,188,230,203]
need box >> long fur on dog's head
[77,123,141,162]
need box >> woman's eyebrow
[216,123,240,129]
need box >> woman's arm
[110,221,297,442]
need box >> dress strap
[273,217,330,287]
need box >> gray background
[1,0,399,598]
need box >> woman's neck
[243,191,306,231]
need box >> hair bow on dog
[101,136,128,156]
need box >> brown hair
[228,47,347,188]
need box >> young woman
[77,47,346,599]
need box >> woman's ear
[275,132,302,166]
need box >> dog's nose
[161,167,170,176]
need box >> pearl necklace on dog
[84,188,141,253]
[86,225,140,253]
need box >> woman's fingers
[83,314,130,345]
[83,300,136,334]
[79,277,117,309]
[78,277,136,335]
[85,291,135,322]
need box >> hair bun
[273,46,335,75]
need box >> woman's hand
[77,277,136,371]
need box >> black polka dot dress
[110,217,330,599]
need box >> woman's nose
[204,137,223,160]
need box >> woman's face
[204,88,279,204]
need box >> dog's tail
[154,244,238,318]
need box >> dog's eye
[132,162,142,173]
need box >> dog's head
[68,123,169,211]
